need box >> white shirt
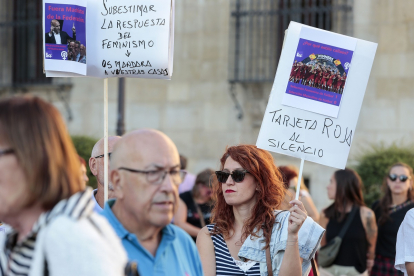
[49,32,61,44]
[395,208,414,275]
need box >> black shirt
[372,200,414,258]
[179,191,211,241]
[326,207,368,273]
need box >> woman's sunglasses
[388,174,411,182]
[215,170,249,183]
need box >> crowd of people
[289,61,347,94]
[0,95,414,276]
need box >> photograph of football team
[289,59,347,95]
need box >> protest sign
[43,0,87,75]
[43,0,175,79]
[256,22,377,170]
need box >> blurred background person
[78,155,89,187]
[178,154,196,194]
[79,44,86,63]
[319,168,377,276]
[0,96,126,275]
[280,165,319,222]
[89,136,121,212]
[175,168,214,241]
[278,165,297,210]
[371,163,414,276]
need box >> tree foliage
[71,135,98,189]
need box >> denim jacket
[238,211,325,276]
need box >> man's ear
[110,169,124,199]
[89,157,98,176]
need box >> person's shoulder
[169,224,194,242]
[404,208,414,219]
[360,205,375,218]
[169,224,199,250]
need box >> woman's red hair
[210,145,285,248]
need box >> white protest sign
[256,22,377,169]
[45,0,175,79]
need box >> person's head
[89,136,121,191]
[80,44,86,56]
[0,96,83,224]
[74,41,80,55]
[210,145,285,246]
[110,129,183,228]
[68,41,75,52]
[51,19,60,34]
[192,168,214,202]
[78,155,88,188]
[179,154,187,170]
[278,166,298,190]
[325,168,364,221]
[378,163,414,225]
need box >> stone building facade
[0,0,413,210]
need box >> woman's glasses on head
[215,170,249,183]
[388,174,411,182]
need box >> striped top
[0,187,127,276]
[207,224,260,275]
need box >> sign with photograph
[282,26,356,118]
[43,0,175,79]
[44,0,87,75]
[256,22,377,169]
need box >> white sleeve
[44,215,127,276]
[395,208,414,274]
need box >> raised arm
[196,226,216,276]
[361,206,377,274]
[279,199,306,276]
[301,195,319,222]
[174,198,202,238]
[318,209,329,247]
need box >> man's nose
[160,172,175,191]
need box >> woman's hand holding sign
[288,199,307,236]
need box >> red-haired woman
[197,145,324,276]
[372,163,414,276]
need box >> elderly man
[101,129,203,276]
[45,19,76,44]
[89,136,121,212]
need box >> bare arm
[301,195,319,222]
[406,262,414,276]
[319,209,329,247]
[279,200,306,276]
[196,226,216,276]
[361,206,377,274]
[174,198,202,238]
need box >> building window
[0,0,50,86]
[228,0,353,83]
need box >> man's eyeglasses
[118,167,186,186]
[94,152,112,159]
[388,174,411,182]
[0,149,14,157]
[215,170,249,183]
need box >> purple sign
[286,38,354,106]
[44,3,86,63]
